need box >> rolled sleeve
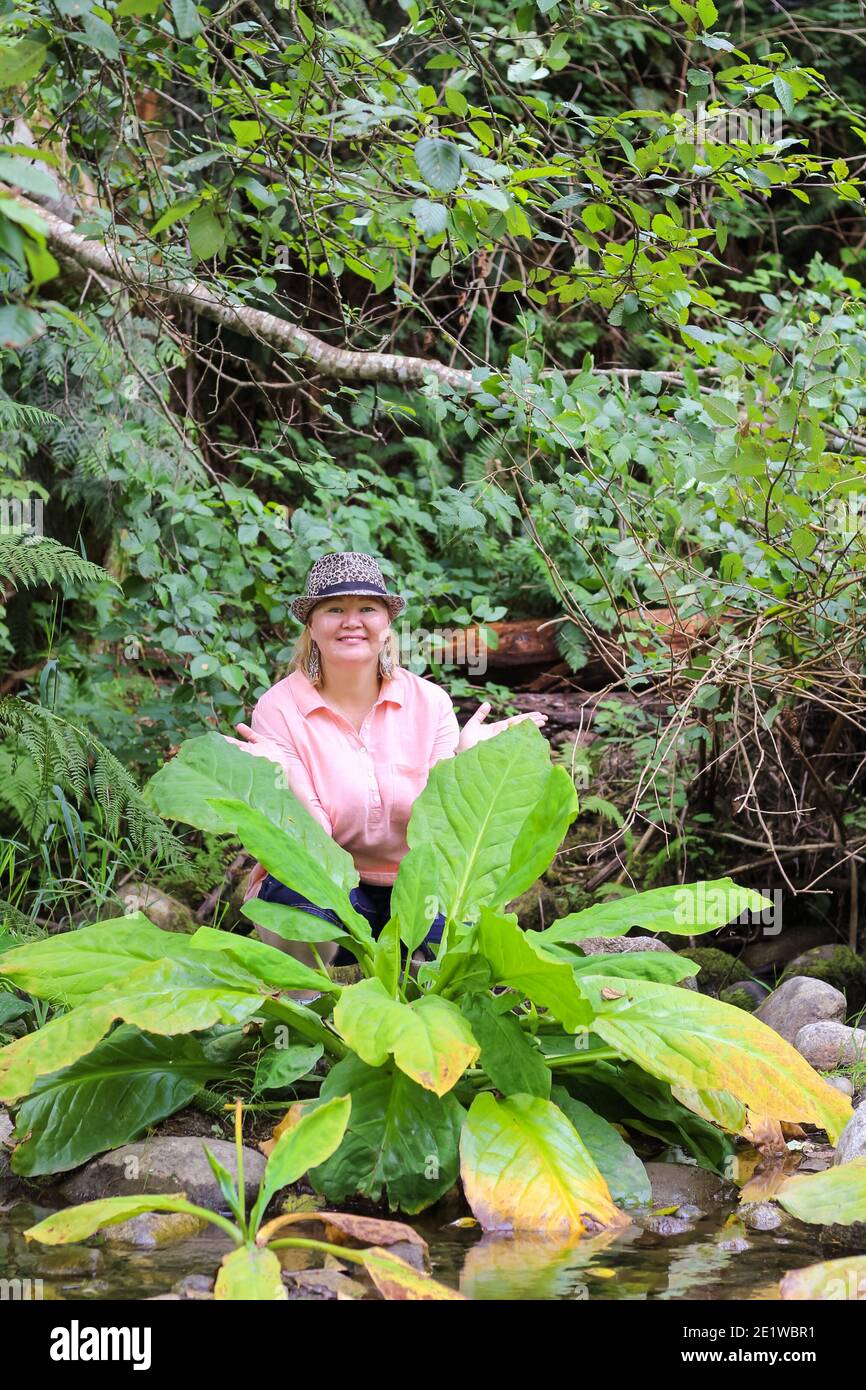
[430,692,460,766]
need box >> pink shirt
[233,666,460,899]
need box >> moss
[719,984,760,1013]
[676,946,751,995]
[779,945,866,1012]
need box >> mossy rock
[779,945,866,1013]
[719,983,764,1013]
[676,947,751,996]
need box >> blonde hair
[289,611,401,688]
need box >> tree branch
[10,195,475,390]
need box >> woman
[229,551,548,967]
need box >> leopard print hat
[291,551,407,624]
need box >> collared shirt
[235,666,460,899]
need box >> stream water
[0,1197,851,1301]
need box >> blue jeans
[257,875,447,966]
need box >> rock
[576,936,697,989]
[740,921,829,973]
[754,977,846,1045]
[833,1106,866,1166]
[741,1202,783,1232]
[718,1236,751,1253]
[640,1214,695,1236]
[825,1075,855,1097]
[794,1022,866,1072]
[34,1247,103,1276]
[119,884,195,934]
[58,1137,267,1210]
[172,1273,215,1299]
[505,882,561,933]
[675,1204,705,1221]
[719,981,768,1012]
[101,1212,207,1248]
[676,947,751,996]
[780,945,866,1013]
[644,1161,737,1209]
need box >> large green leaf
[333,977,479,1096]
[143,733,358,895]
[539,880,772,944]
[253,1043,323,1095]
[476,908,593,1031]
[776,1157,866,1226]
[414,137,462,191]
[250,1094,351,1230]
[459,1092,628,1235]
[11,1026,217,1176]
[187,925,339,994]
[493,764,579,906]
[241,898,349,945]
[406,722,558,922]
[309,1056,464,1213]
[0,957,268,1102]
[390,842,440,952]
[460,993,551,1099]
[206,798,373,946]
[550,1085,651,1208]
[577,973,853,1143]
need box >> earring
[308,641,321,682]
[378,644,394,678]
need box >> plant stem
[234,1098,246,1238]
[545,1048,619,1069]
[266,1235,368,1267]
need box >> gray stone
[58,1137,267,1210]
[644,1161,737,1209]
[741,1202,783,1232]
[675,1204,705,1221]
[833,1106,866,1166]
[718,1236,751,1253]
[576,936,697,989]
[795,1022,866,1072]
[824,1075,854,1097]
[640,1214,695,1236]
[119,884,195,934]
[754,977,846,1045]
[101,1211,208,1248]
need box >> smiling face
[308,594,391,673]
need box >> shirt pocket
[387,762,431,820]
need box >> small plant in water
[24,1099,462,1300]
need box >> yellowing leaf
[459,1092,630,1237]
[214,1245,287,1300]
[776,1156,866,1226]
[360,1246,465,1300]
[780,1254,866,1300]
[332,977,479,1096]
[578,973,853,1143]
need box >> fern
[0,897,47,941]
[0,400,60,431]
[0,536,112,592]
[0,698,187,865]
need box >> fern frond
[0,400,60,431]
[0,698,187,865]
[0,536,111,592]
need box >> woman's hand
[225,722,285,763]
[457,702,548,754]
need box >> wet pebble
[640,1215,695,1236]
[675,1204,706,1221]
[741,1202,783,1232]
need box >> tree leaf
[414,137,462,191]
[0,40,47,90]
[460,1092,629,1235]
[187,204,225,260]
[170,0,202,39]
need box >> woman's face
[308,595,391,672]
